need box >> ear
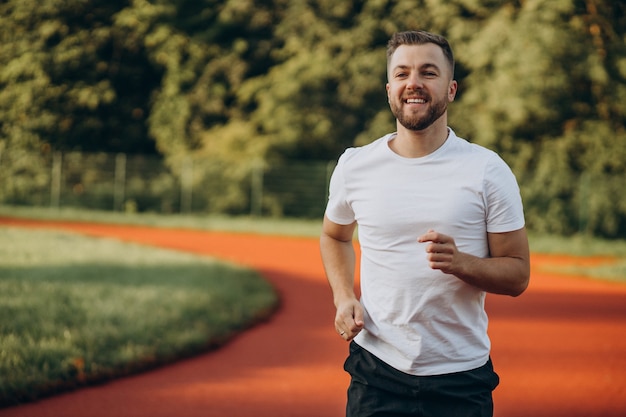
[448,80,458,102]
[386,83,391,102]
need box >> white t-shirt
[325,129,525,376]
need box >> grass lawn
[0,226,278,406]
[0,205,323,237]
[527,232,626,283]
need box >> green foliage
[0,0,159,154]
[1,0,625,236]
[449,0,626,237]
[0,227,278,406]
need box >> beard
[390,93,448,131]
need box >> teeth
[406,98,426,104]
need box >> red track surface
[1,217,625,417]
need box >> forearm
[451,252,530,296]
[320,221,364,340]
[420,228,530,297]
[320,233,358,305]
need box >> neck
[389,120,450,158]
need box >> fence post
[250,160,263,216]
[578,172,590,234]
[50,152,62,208]
[180,156,193,213]
[113,153,126,211]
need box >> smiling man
[320,30,530,417]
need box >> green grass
[0,205,323,237]
[527,232,626,283]
[0,227,278,406]
[527,231,626,257]
[536,261,626,284]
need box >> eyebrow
[390,63,442,74]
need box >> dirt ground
[1,217,625,417]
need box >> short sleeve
[484,155,525,233]
[324,151,356,225]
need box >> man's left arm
[418,227,530,296]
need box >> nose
[406,74,423,91]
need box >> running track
[1,217,625,417]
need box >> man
[320,30,530,417]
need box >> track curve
[1,217,625,417]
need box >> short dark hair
[387,30,455,78]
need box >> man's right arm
[320,215,363,341]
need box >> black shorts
[344,342,500,417]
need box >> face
[386,43,457,131]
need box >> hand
[417,229,464,275]
[334,297,364,341]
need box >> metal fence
[1,150,625,236]
[1,151,335,218]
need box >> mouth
[404,97,427,104]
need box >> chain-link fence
[1,150,625,237]
[0,151,335,219]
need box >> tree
[1,0,624,233]
[448,0,626,236]
[0,0,165,203]
[0,0,161,155]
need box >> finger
[338,327,353,341]
[353,304,365,328]
[417,229,437,242]
[335,315,352,335]
[427,242,453,255]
